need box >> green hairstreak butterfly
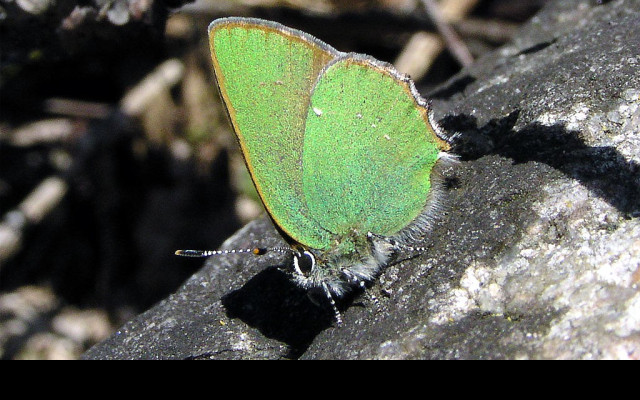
[176,17,455,325]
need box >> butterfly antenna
[175,247,295,258]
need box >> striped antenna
[174,247,295,258]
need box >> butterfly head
[287,230,395,297]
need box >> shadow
[516,39,557,56]
[221,266,335,358]
[429,75,477,99]
[440,111,640,217]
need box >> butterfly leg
[341,269,381,310]
[367,231,428,257]
[321,281,343,327]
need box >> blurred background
[0,0,549,359]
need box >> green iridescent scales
[210,19,337,250]
[209,18,449,254]
[304,57,442,246]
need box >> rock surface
[84,0,640,360]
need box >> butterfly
[176,18,455,325]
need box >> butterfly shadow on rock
[220,261,339,357]
[441,110,640,218]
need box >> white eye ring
[293,250,316,276]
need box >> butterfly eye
[293,250,316,277]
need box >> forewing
[209,18,338,249]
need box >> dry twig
[421,0,474,67]
[0,59,186,267]
[0,177,68,267]
[395,0,479,81]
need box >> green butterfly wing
[208,18,337,249]
[210,19,449,253]
[302,55,449,241]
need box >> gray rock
[84,0,640,360]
